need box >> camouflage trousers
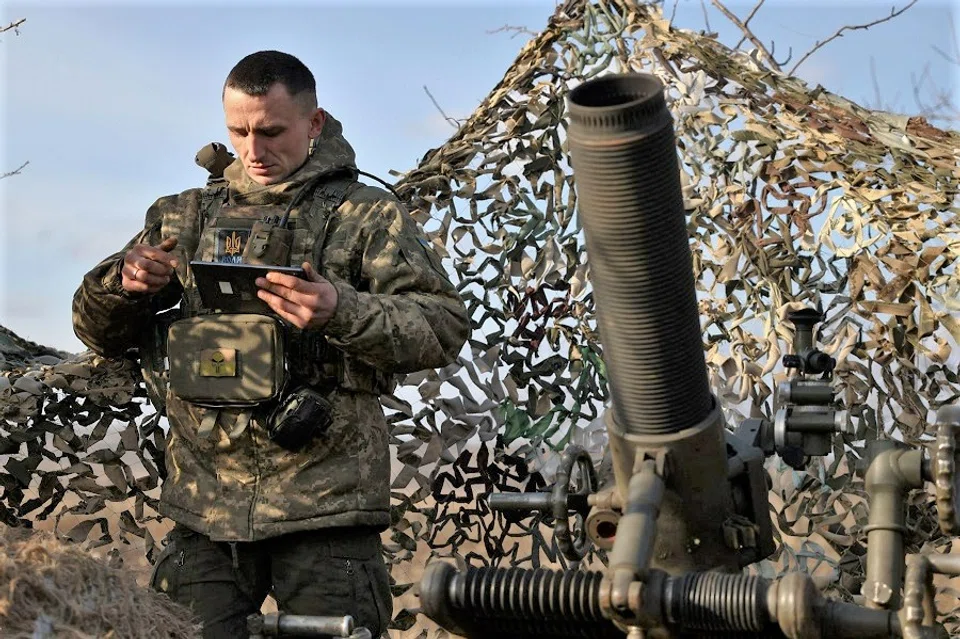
[150,524,392,639]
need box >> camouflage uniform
[72,114,470,637]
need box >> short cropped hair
[223,50,317,110]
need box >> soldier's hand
[255,261,339,330]
[121,237,180,295]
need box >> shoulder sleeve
[322,188,470,374]
[72,192,191,357]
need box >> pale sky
[1,0,957,353]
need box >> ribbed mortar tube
[567,74,712,436]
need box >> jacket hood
[222,112,357,204]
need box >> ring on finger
[133,267,141,280]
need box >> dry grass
[0,525,201,639]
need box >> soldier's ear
[309,108,326,139]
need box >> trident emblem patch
[216,229,250,263]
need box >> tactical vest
[140,168,364,414]
[183,171,359,315]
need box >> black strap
[198,183,229,237]
[308,177,363,250]
[179,184,228,317]
[289,176,363,387]
[354,169,401,200]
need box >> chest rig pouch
[167,313,287,406]
[168,201,294,406]
[164,171,363,414]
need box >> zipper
[346,559,360,622]
[248,414,262,539]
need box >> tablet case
[190,260,305,314]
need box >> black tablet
[190,261,306,313]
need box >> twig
[917,19,959,123]
[423,86,461,130]
[0,18,25,35]
[699,0,713,33]
[733,0,768,50]
[788,0,919,76]
[911,63,956,122]
[869,57,883,109]
[711,0,781,71]
[487,24,539,39]
[930,19,959,65]
[866,56,902,112]
[768,39,792,67]
[911,64,932,111]
[1,161,29,180]
[669,0,681,24]
[931,44,959,65]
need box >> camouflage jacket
[72,115,470,542]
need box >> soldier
[72,50,470,638]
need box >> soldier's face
[223,84,325,186]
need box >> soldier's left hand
[255,262,339,330]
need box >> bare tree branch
[711,0,781,71]
[1,20,28,176]
[910,63,958,123]
[487,24,539,39]
[930,19,959,65]
[732,0,768,50]
[788,0,919,76]
[1,161,29,180]
[423,86,461,130]
[869,57,883,109]
[1,18,25,35]
[866,56,902,112]
[931,45,959,65]
[669,0,681,25]
[767,38,792,67]
[699,0,712,33]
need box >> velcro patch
[215,229,250,263]
[199,348,237,377]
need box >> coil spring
[666,572,769,633]
[451,566,622,638]
[422,562,776,637]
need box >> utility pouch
[267,386,333,451]
[243,220,293,267]
[139,306,182,414]
[167,313,286,406]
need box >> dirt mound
[0,525,201,639]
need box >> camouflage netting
[3,0,960,636]
[0,525,201,638]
